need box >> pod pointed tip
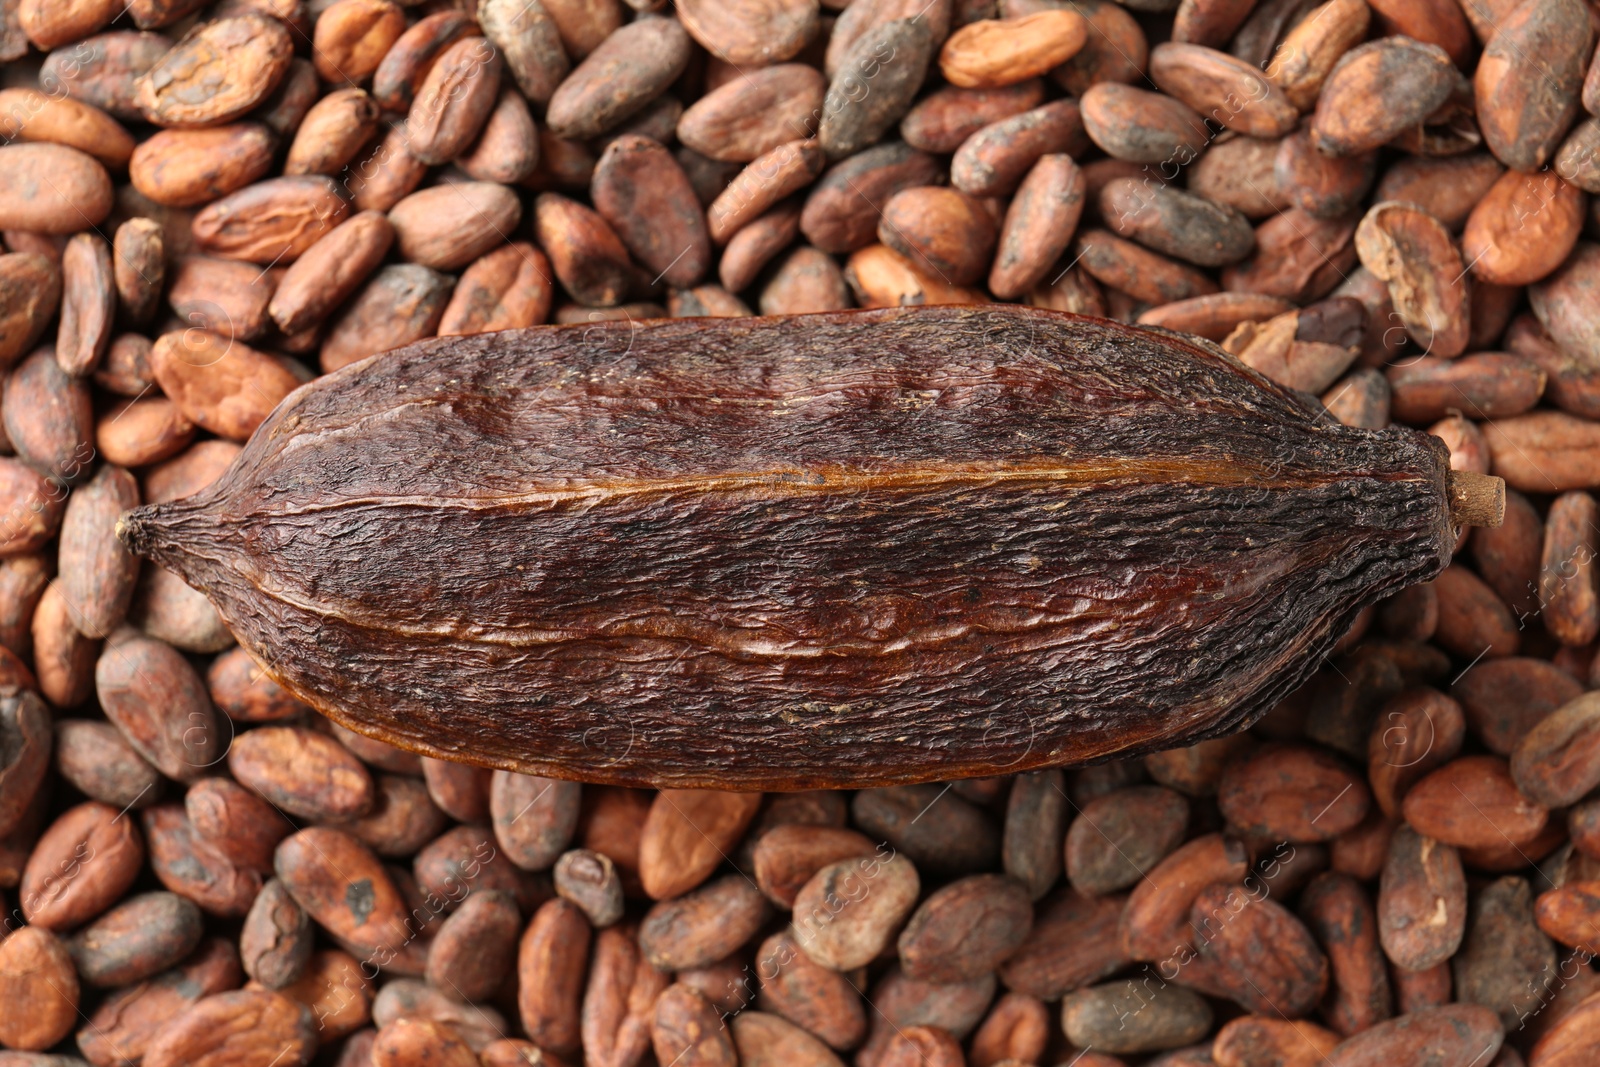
[1447,470,1505,529]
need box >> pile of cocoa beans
[3,0,1600,1065]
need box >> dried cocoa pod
[1474,0,1593,173]
[135,15,294,129]
[120,308,1493,789]
[1378,824,1466,971]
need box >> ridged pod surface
[119,306,1460,789]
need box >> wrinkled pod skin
[119,306,1467,790]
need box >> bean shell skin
[121,307,1461,789]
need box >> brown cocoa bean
[438,243,555,336]
[592,135,712,288]
[21,799,144,930]
[0,925,79,1051]
[1378,824,1465,971]
[142,989,316,1067]
[318,264,453,373]
[518,898,592,1057]
[135,15,295,129]
[240,877,312,990]
[546,17,692,141]
[53,719,161,813]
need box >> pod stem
[1447,470,1505,529]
